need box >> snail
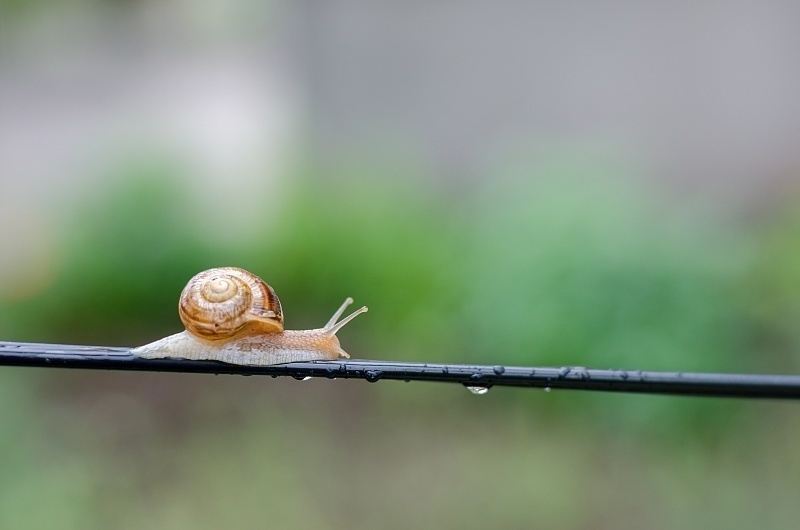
[132,267,367,366]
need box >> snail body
[132,267,367,366]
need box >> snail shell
[179,267,283,339]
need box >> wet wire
[1,341,800,400]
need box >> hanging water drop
[466,386,490,395]
[544,386,551,393]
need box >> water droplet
[292,374,312,381]
[493,366,505,375]
[364,370,382,382]
[544,386,551,392]
[441,366,449,375]
[470,373,485,382]
[302,376,312,381]
[466,386,490,395]
[619,371,628,380]
[558,367,570,378]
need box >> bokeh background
[2,1,800,528]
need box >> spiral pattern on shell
[178,267,283,340]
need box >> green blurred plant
[2,150,799,435]
[3,152,800,529]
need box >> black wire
[1,341,799,399]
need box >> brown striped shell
[178,267,284,340]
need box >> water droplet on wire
[467,386,490,395]
[364,370,382,383]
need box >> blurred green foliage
[1,151,799,528]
